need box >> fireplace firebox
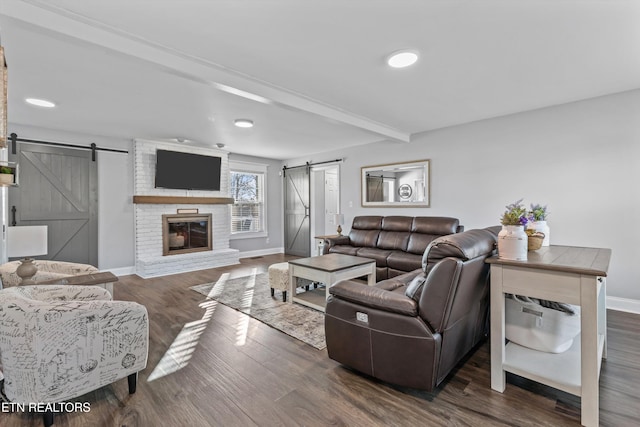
[162,213,212,256]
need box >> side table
[313,234,340,256]
[487,245,611,427]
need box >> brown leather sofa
[324,226,499,391]
[323,216,463,280]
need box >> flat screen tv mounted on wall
[155,149,222,191]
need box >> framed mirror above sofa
[361,159,430,207]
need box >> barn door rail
[7,133,128,161]
[282,158,343,177]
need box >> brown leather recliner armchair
[325,227,499,391]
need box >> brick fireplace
[133,139,240,278]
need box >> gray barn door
[8,143,98,265]
[284,168,310,257]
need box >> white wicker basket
[505,295,580,353]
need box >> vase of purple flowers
[526,203,550,247]
[498,199,528,261]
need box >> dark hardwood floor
[3,254,639,426]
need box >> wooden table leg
[490,265,506,392]
[580,275,600,427]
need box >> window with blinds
[230,170,264,234]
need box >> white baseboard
[607,296,640,314]
[102,266,136,277]
[239,247,284,259]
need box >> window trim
[229,160,268,240]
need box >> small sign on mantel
[177,208,199,214]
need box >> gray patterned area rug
[190,273,326,350]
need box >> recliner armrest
[325,235,351,246]
[329,280,418,316]
[323,235,352,253]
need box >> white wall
[98,142,135,272]
[5,124,134,272]
[287,90,640,302]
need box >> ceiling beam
[1,1,411,142]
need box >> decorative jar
[498,225,528,261]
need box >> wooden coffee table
[288,253,376,312]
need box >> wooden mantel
[133,195,234,205]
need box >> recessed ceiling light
[386,50,419,68]
[234,119,254,128]
[25,98,56,108]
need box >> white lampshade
[7,226,48,258]
[333,213,345,226]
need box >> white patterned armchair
[0,285,148,427]
[0,260,114,295]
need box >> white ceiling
[1,0,639,160]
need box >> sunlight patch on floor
[147,273,229,381]
[235,314,250,347]
[235,268,257,346]
[206,273,230,299]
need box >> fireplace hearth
[162,213,212,256]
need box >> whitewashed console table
[487,245,611,427]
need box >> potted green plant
[527,203,550,247]
[501,199,529,226]
[0,165,14,186]
[498,199,528,261]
